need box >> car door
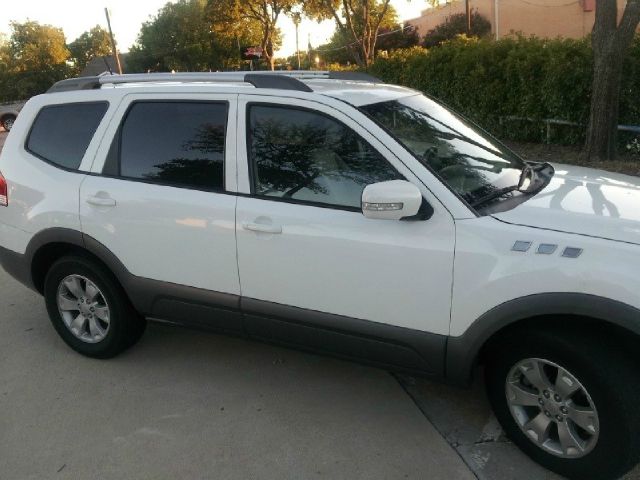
[80,93,241,329]
[235,95,456,373]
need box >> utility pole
[465,0,471,33]
[494,0,500,40]
[292,12,301,70]
[104,8,123,74]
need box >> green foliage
[304,0,395,66]
[375,25,420,52]
[7,21,70,70]
[127,0,265,72]
[68,26,113,73]
[128,0,216,72]
[314,4,416,65]
[316,23,419,64]
[422,11,492,48]
[0,21,72,101]
[370,36,640,145]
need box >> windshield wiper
[470,185,520,208]
[470,162,554,208]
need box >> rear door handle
[86,194,116,207]
[242,222,282,234]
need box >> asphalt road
[0,129,637,479]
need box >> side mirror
[361,180,423,220]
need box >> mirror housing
[361,180,423,220]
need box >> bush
[423,11,492,48]
[369,35,640,146]
[0,65,72,102]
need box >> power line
[517,0,579,7]
[313,24,416,53]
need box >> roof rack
[47,71,382,94]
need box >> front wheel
[44,255,146,358]
[485,327,640,480]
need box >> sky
[0,0,427,58]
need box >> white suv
[0,71,638,479]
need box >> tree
[206,1,265,70]
[315,5,414,65]
[68,26,112,73]
[583,0,640,161]
[227,0,296,71]
[7,21,70,72]
[1,21,71,100]
[128,0,217,72]
[128,0,265,72]
[422,11,491,48]
[0,33,9,70]
[304,0,393,67]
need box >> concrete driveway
[0,267,473,480]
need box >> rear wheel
[1,114,16,132]
[44,255,146,358]
[485,327,640,480]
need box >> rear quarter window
[26,102,108,170]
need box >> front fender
[445,292,640,385]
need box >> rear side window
[112,101,227,191]
[26,102,108,170]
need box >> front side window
[113,101,227,191]
[361,94,526,206]
[248,105,402,209]
[27,102,108,170]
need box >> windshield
[360,94,525,205]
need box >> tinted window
[27,102,108,170]
[361,95,525,206]
[117,102,227,190]
[248,105,402,209]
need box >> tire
[44,255,146,358]
[485,326,640,480]
[1,114,16,132]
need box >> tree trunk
[348,46,365,67]
[584,43,624,161]
[583,0,640,161]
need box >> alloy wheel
[56,274,110,343]
[3,117,14,131]
[505,357,599,458]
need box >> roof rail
[327,71,381,82]
[47,70,381,94]
[47,76,102,93]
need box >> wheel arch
[445,293,640,386]
[26,228,130,295]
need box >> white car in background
[0,71,639,480]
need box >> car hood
[492,163,640,245]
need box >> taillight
[0,171,7,206]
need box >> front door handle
[242,222,282,234]
[86,193,116,207]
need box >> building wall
[405,0,630,41]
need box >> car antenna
[102,56,114,75]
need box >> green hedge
[369,36,640,146]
